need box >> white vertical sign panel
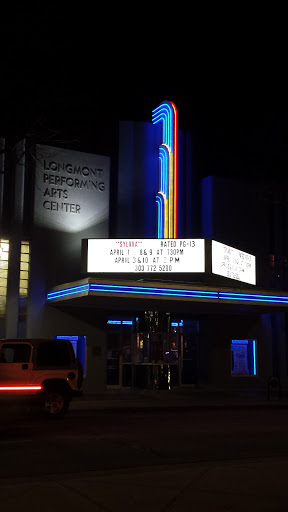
[212,240,256,285]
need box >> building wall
[1,126,288,394]
[202,175,288,290]
[1,141,110,339]
[32,144,110,287]
[117,121,201,239]
[24,145,110,345]
[197,311,288,391]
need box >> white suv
[0,338,83,416]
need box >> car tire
[41,385,70,417]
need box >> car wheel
[42,387,69,416]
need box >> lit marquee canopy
[83,238,256,286]
[85,238,205,274]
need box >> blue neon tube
[89,283,218,299]
[219,292,288,304]
[47,283,288,306]
[252,340,257,375]
[47,284,89,300]
[156,195,164,239]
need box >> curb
[69,399,288,413]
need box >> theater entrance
[106,313,199,389]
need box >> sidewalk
[70,386,288,411]
[2,387,288,511]
[2,457,288,511]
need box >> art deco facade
[1,103,288,393]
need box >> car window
[36,342,72,367]
[0,344,31,363]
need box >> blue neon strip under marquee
[46,283,288,306]
[219,292,288,304]
[47,283,90,300]
[89,283,218,299]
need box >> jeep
[0,338,83,416]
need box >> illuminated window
[231,340,257,376]
[19,241,30,297]
[107,320,133,325]
[171,319,184,332]
[0,239,9,315]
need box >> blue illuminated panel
[54,335,86,375]
[231,339,257,376]
[252,340,256,375]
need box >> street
[1,406,288,510]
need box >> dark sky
[1,78,286,181]
[1,12,287,182]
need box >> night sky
[1,12,287,183]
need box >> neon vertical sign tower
[152,101,178,239]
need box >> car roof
[0,338,71,346]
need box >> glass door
[134,331,181,389]
[106,320,133,388]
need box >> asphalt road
[1,406,288,479]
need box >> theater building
[1,102,288,393]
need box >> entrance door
[0,342,33,387]
[182,321,199,385]
[106,318,184,389]
[107,321,133,387]
[134,331,181,389]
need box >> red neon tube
[171,102,178,238]
[0,385,43,391]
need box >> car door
[0,342,33,388]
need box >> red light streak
[0,386,43,391]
